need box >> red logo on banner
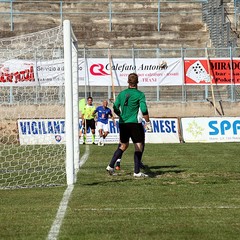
[90,64,109,76]
[184,59,240,85]
[0,65,35,83]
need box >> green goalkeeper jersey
[113,88,148,124]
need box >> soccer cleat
[98,141,104,146]
[83,142,86,145]
[133,172,148,178]
[106,165,115,175]
[92,142,96,145]
[115,166,121,171]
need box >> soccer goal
[0,20,79,189]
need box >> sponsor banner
[0,60,36,86]
[0,59,65,87]
[145,118,180,143]
[83,58,183,86]
[1,58,182,86]
[181,117,240,142]
[36,59,65,86]
[184,58,240,85]
[17,118,180,145]
[18,119,66,145]
[3,58,240,86]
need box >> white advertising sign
[0,59,37,86]
[1,58,182,86]
[145,118,180,143]
[17,118,180,145]
[181,117,240,142]
[83,58,183,86]
[17,119,66,145]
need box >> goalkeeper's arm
[143,114,153,132]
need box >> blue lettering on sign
[209,121,219,135]
[152,120,177,133]
[32,121,38,134]
[209,120,240,135]
[48,121,54,134]
[19,120,65,135]
[109,121,119,133]
[233,120,240,134]
[42,121,47,134]
[53,121,60,134]
[38,121,42,134]
[20,122,27,135]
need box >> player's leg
[106,124,129,174]
[98,129,103,146]
[102,123,109,146]
[131,123,147,177]
[83,120,88,144]
[115,143,122,170]
[115,124,145,170]
[133,142,145,176]
[90,119,96,144]
[97,122,104,146]
[115,142,145,170]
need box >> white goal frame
[0,20,80,189]
[64,20,80,185]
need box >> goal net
[0,20,79,189]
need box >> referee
[106,73,152,177]
[81,96,96,144]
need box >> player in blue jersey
[95,100,115,146]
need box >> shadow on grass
[82,178,133,186]
[144,165,185,178]
[81,165,185,185]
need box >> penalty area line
[76,205,240,212]
[47,145,89,240]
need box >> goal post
[0,20,80,189]
[64,20,79,185]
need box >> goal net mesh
[0,26,67,189]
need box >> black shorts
[119,123,145,144]
[84,119,96,130]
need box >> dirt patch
[0,121,19,144]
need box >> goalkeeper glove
[145,121,153,132]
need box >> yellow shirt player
[80,97,96,144]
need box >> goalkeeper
[106,72,152,177]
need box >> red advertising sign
[184,58,240,85]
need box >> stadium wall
[1,101,240,144]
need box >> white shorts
[97,122,109,133]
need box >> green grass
[1,143,240,239]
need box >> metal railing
[202,0,239,54]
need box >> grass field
[1,143,240,240]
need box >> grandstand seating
[0,0,209,50]
[0,0,238,51]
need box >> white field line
[47,145,89,240]
[76,205,240,211]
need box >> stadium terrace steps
[0,0,211,51]
[0,0,238,51]
[77,29,210,49]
